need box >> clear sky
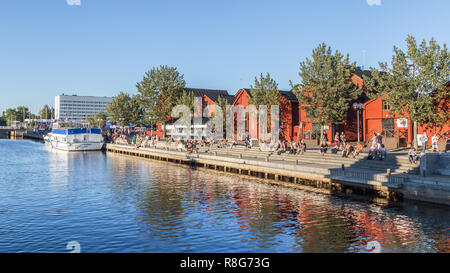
[0,0,449,114]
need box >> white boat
[46,127,104,151]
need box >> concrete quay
[105,143,450,206]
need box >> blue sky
[0,0,449,114]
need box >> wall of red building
[233,89,296,141]
[363,96,449,146]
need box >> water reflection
[0,139,448,252]
[107,153,449,253]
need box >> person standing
[340,132,346,147]
[431,133,439,152]
[334,132,340,150]
[375,133,383,149]
[421,132,428,152]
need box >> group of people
[108,126,447,164]
[276,139,308,155]
[367,132,387,160]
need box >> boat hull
[49,140,104,151]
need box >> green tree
[249,73,281,109]
[136,65,186,136]
[39,105,53,119]
[3,108,19,125]
[249,73,281,132]
[93,111,107,127]
[364,35,449,148]
[106,92,133,127]
[85,114,96,126]
[0,114,6,126]
[291,43,360,144]
[128,95,144,126]
[175,90,195,112]
[15,106,31,122]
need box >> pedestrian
[376,133,383,149]
[431,133,439,152]
[334,132,340,150]
[340,132,346,147]
[421,132,428,152]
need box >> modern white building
[55,94,113,121]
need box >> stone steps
[152,143,418,174]
[198,152,415,174]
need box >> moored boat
[46,127,104,151]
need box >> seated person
[353,142,363,158]
[319,142,328,156]
[331,142,339,154]
[341,143,353,158]
[247,138,253,149]
[367,143,377,160]
[378,144,387,160]
[408,147,418,164]
[299,139,307,155]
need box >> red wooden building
[232,88,298,141]
[362,81,450,148]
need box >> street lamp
[353,103,364,143]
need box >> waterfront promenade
[106,142,450,206]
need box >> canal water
[0,139,448,253]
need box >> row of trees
[105,35,448,147]
[0,105,55,126]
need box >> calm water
[0,139,448,253]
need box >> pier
[0,127,26,139]
[105,143,450,206]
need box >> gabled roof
[354,67,372,80]
[184,88,230,102]
[279,90,298,102]
[219,94,235,104]
[239,89,298,102]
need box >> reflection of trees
[107,154,449,252]
[293,199,354,252]
[138,164,192,240]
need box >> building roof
[184,88,230,102]
[241,89,298,102]
[354,67,372,79]
[219,94,236,104]
[279,90,298,102]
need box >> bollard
[265,157,269,162]
[296,159,299,165]
[214,151,218,156]
[387,168,391,176]
[239,153,243,159]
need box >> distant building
[55,94,113,121]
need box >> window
[382,100,391,111]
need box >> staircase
[153,142,418,175]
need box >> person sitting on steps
[408,147,418,164]
[353,142,363,158]
[319,142,328,156]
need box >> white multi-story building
[55,94,113,121]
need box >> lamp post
[353,103,363,143]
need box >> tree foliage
[175,90,195,113]
[39,105,54,119]
[249,73,281,109]
[364,35,449,147]
[136,65,186,125]
[291,43,360,142]
[106,92,143,127]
